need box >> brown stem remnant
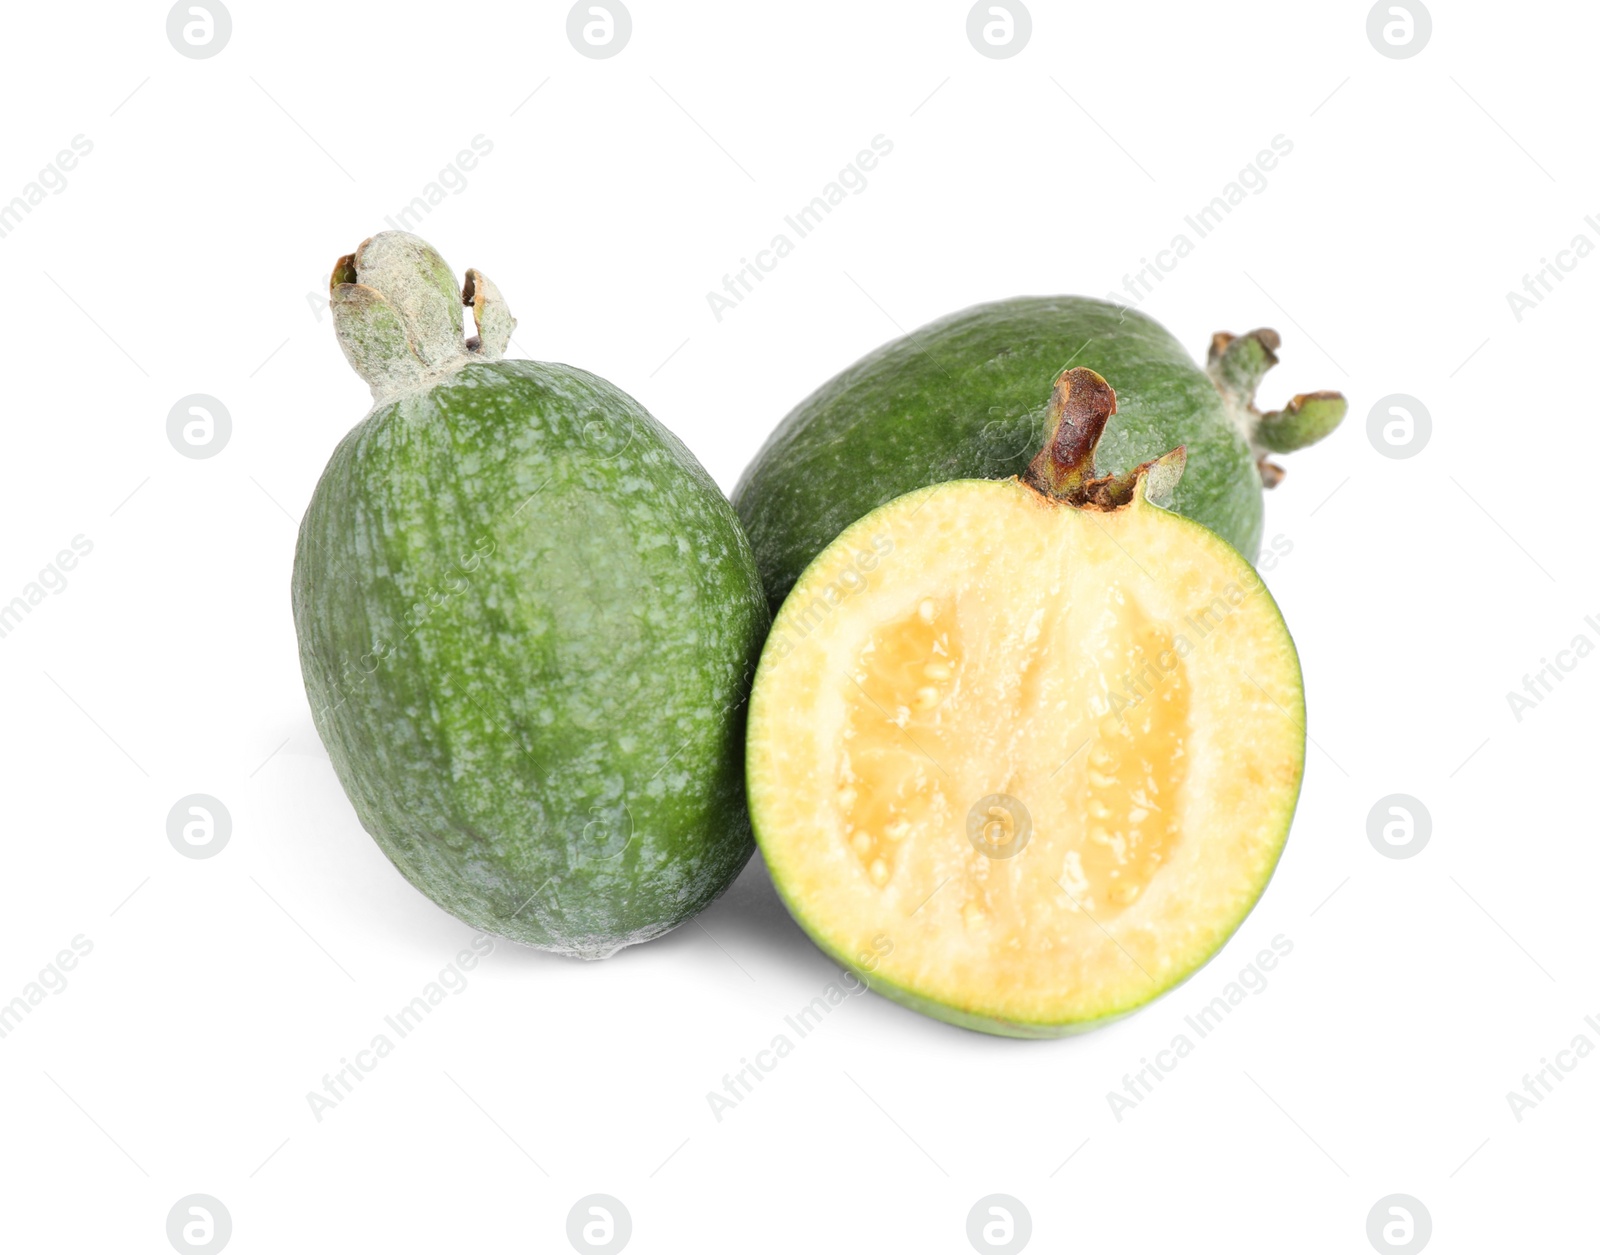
[1023,367,1186,510]
[1024,367,1118,498]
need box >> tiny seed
[924,662,951,681]
[962,902,987,928]
[918,598,936,623]
[852,833,871,855]
[1088,768,1116,788]
[914,686,941,711]
[869,859,890,886]
[886,821,910,842]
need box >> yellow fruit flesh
[749,478,1304,1029]
[839,588,1188,914]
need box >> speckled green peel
[733,297,1346,612]
[296,234,769,958]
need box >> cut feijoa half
[746,368,1305,1036]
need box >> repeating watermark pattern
[1505,616,1599,722]
[1504,219,1600,322]
[306,267,332,321]
[166,1194,231,1253]
[1366,794,1430,859]
[167,394,232,459]
[1365,1194,1431,1253]
[380,135,495,234]
[167,795,232,860]
[1365,394,1430,459]
[580,406,635,462]
[0,935,93,1042]
[305,935,495,1122]
[1108,137,1294,309]
[705,942,891,1123]
[967,795,1031,859]
[1366,2,1431,60]
[966,1194,1032,1252]
[1106,935,1294,1121]
[0,535,94,642]
[578,802,634,865]
[705,136,895,323]
[567,3,631,59]
[166,3,231,59]
[1,6,1576,1242]
[566,1194,631,1253]
[0,135,93,242]
[1505,1012,1600,1122]
[766,533,893,660]
[966,3,1031,59]
[1256,533,1295,574]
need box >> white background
[0,1,1592,1251]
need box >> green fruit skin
[293,360,770,958]
[734,297,1262,611]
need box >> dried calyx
[329,231,516,403]
[1023,367,1187,510]
[1206,328,1345,488]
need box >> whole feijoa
[734,296,1345,610]
[292,231,768,958]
